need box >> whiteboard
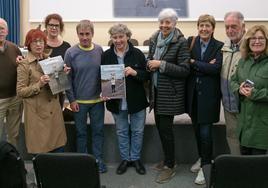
[29,0,268,22]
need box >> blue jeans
[112,109,146,161]
[74,102,104,161]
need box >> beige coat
[17,52,66,154]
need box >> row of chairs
[32,153,268,188]
[108,39,150,46]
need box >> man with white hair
[0,18,23,147]
[221,11,246,155]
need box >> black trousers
[154,114,175,168]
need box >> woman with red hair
[17,29,67,154]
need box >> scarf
[153,30,174,87]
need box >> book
[38,56,70,95]
[100,64,126,99]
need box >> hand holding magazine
[38,56,70,95]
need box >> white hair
[0,18,8,29]
[158,8,178,23]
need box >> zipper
[226,51,234,111]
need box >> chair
[107,39,113,46]
[143,39,150,46]
[208,154,268,188]
[33,153,102,188]
[129,38,139,46]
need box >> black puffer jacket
[148,28,190,115]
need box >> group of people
[1,7,268,186]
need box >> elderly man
[65,20,106,173]
[0,18,23,147]
[221,11,246,155]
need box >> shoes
[116,160,129,175]
[152,161,177,171]
[98,161,107,173]
[155,165,176,184]
[133,160,146,175]
[194,168,206,185]
[190,158,201,173]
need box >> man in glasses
[0,18,23,148]
[220,11,246,155]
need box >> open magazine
[100,64,126,99]
[38,56,70,95]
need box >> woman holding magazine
[101,23,149,175]
[16,29,67,154]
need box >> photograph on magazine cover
[38,56,70,95]
[101,64,126,99]
[114,0,188,18]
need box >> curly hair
[44,13,64,33]
[240,25,268,59]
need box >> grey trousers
[224,109,240,155]
[0,96,23,147]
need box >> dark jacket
[148,28,190,115]
[101,42,149,114]
[186,36,223,123]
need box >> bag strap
[189,36,196,52]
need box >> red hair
[24,29,47,51]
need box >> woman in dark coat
[102,23,149,175]
[147,8,190,184]
[186,14,223,185]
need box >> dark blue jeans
[74,102,104,162]
[192,122,213,166]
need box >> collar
[0,41,8,53]
[199,38,210,47]
[79,43,94,51]
[27,51,49,63]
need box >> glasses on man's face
[32,40,44,45]
[47,23,60,29]
[249,37,266,43]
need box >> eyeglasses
[32,40,44,45]
[47,24,60,29]
[249,37,266,43]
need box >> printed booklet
[100,64,126,99]
[38,56,70,95]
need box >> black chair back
[143,39,150,46]
[210,154,268,188]
[33,153,100,188]
[129,38,139,46]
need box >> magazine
[38,56,70,95]
[100,64,126,99]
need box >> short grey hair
[0,18,8,29]
[158,8,178,23]
[76,20,94,35]
[108,23,132,38]
[224,11,244,24]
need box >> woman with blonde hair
[231,25,268,155]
